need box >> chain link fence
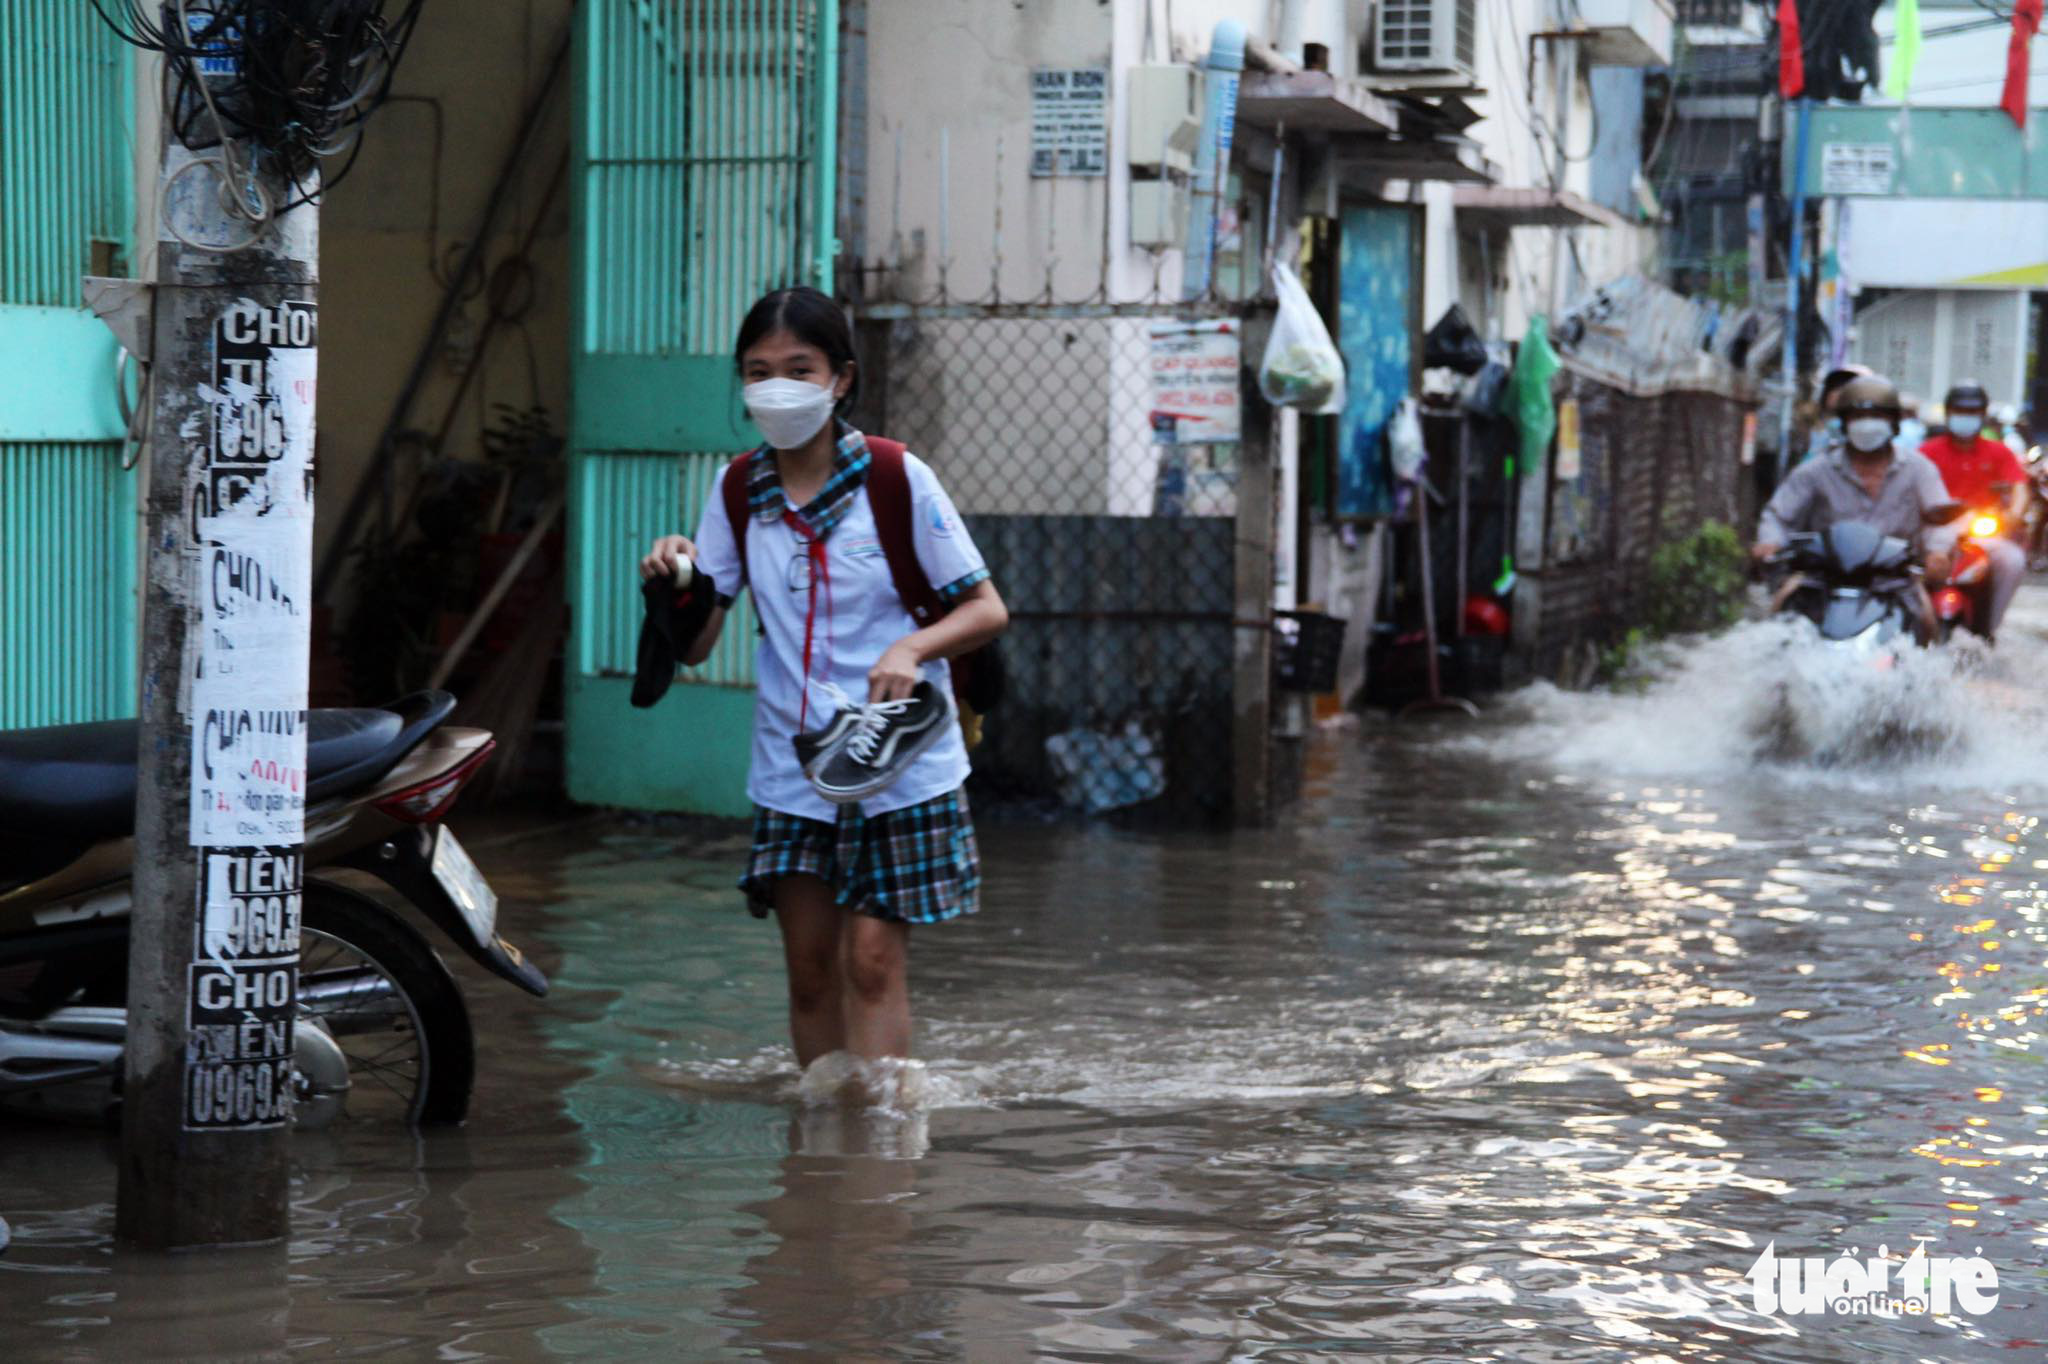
[849,302,1260,824]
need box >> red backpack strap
[719,454,753,590]
[864,437,944,627]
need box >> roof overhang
[1236,71,1400,136]
[1327,134,1500,185]
[1453,185,1626,228]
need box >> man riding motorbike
[1918,379,2027,640]
[1806,364,1875,464]
[1753,375,1956,636]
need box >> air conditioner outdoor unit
[1373,0,1478,77]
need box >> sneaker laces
[813,680,858,721]
[845,697,916,764]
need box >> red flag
[1777,0,1805,99]
[2003,0,2042,129]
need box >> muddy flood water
[13,596,2048,1360]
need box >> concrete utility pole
[116,126,318,1248]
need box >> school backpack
[718,438,1005,719]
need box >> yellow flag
[1886,0,1921,100]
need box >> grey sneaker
[793,683,867,777]
[810,681,951,804]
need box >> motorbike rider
[1806,364,1875,463]
[1753,376,1957,625]
[1918,380,2027,639]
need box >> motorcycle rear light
[373,741,496,825]
[1934,587,1968,619]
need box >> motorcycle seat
[0,707,408,840]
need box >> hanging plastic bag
[1501,316,1561,479]
[1259,262,1346,414]
[1387,396,1426,484]
[1424,303,1489,375]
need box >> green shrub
[1643,520,1749,638]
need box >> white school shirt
[689,450,988,821]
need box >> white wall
[863,0,1120,303]
[1454,0,1658,339]
[1853,288,2030,410]
[1870,3,2045,110]
[1846,5,2043,396]
[865,0,1657,324]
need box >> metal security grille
[0,2,131,305]
[0,442,137,729]
[578,0,828,358]
[0,3,135,730]
[853,302,1254,825]
[573,449,759,686]
[566,0,835,814]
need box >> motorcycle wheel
[300,883,476,1126]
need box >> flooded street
[12,598,2048,1359]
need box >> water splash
[795,1050,933,1114]
[1485,598,2048,791]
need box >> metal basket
[1273,610,1347,693]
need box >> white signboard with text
[1148,320,1241,445]
[1031,68,1108,177]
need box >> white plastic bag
[1259,262,1346,415]
[1387,396,1425,483]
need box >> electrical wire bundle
[90,0,426,218]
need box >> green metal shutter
[566,0,836,815]
[0,2,137,729]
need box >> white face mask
[742,378,837,449]
[1845,417,1894,453]
[1949,414,1984,440]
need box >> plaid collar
[745,423,871,539]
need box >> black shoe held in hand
[809,680,951,804]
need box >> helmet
[1837,374,1903,419]
[1463,596,1510,637]
[1945,380,1989,412]
[1994,402,2020,424]
[1820,364,1874,406]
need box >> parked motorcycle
[0,691,546,1128]
[1768,519,1931,654]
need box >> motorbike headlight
[1971,514,2001,538]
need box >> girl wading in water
[640,287,1007,1086]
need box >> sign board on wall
[1031,68,1108,177]
[1819,143,1895,195]
[1554,400,1583,480]
[1147,319,1240,444]
[1785,106,2048,199]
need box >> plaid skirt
[741,788,980,925]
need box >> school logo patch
[925,495,956,538]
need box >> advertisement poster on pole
[183,295,317,1132]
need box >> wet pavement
[12,595,2048,1359]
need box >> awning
[1327,134,1499,185]
[1452,186,1625,228]
[1236,71,1399,136]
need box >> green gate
[567,0,836,814]
[0,3,137,729]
